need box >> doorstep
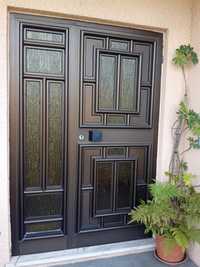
[55,251,197,267]
[6,238,154,267]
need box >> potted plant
[129,45,200,265]
[129,177,200,264]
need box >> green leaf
[149,182,183,201]
[183,173,194,186]
[188,229,200,244]
[172,44,198,67]
[180,161,188,171]
[172,228,189,249]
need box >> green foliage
[178,101,200,150]
[172,44,198,67]
[129,180,200,251]
[129,44,200,254]
[149,182,183,201]
[182,173,194,186]
[165,162,194,186]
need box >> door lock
[79,134,85,141]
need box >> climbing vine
[169,44,200,179]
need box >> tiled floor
[57,251,197,267]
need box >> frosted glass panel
[25,29,64,44]
[24,80,42,188]
[26,221,62,233]
[107,147,125,157]
[110,40,129,51]
[116,161,133,209]
[120,57,137,111]
[24,193,62,219]
[95,161,113,213]
[98,55,116,110]
[25,47,64,75]
[107,115,126,125]
[47,81,64,187]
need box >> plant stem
[180,146,192,156]
[169,66,189,175]
[182,66,188,100]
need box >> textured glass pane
[25,29,64,44]
[103,215,124,228]
[24,193,62,219]
[96,161,113,213]
[110,40,129,51]
[25,47,64,75]
[24,80,41,188]
[98,55,116,110]
[116,161,133,209]
[107,147,125,157]
[120,57,137,111]
[107,115,126,125]
[136,185,147,206]
[47,82,64,187]
[26,221,62,233]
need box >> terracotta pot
[155,235,185,264]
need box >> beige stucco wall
[0,0,199,266]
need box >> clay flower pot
[155,235,186,265]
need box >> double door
[10,14,162,255]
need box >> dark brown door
[10,14,162,255]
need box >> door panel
[80,32,154,128]
[10,14,162,255]
[77,145,149,233]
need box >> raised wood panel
[83,35,106,81]
[81,83,103,125]
[133,42,153,85]
[81,146,102,187]
[129,87,152,128]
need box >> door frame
[9,12,163,256]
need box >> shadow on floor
[57,251,197,267]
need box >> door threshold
[7,238,154,267]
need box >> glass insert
[25,28,64,44]
[136,185,147,206]
[98,54,116,110]
[110,40,129,51]
[95,161,113,214]
[107,147,125,157]
[120,57,138,111]
[106,115,126,125]
[116,161,134,209]
[25,221,62,233]
[103,215,124,228]
[25,47,64,75]
[24,193,63,219]
[24,80,42,189]
[47,82,64,187]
